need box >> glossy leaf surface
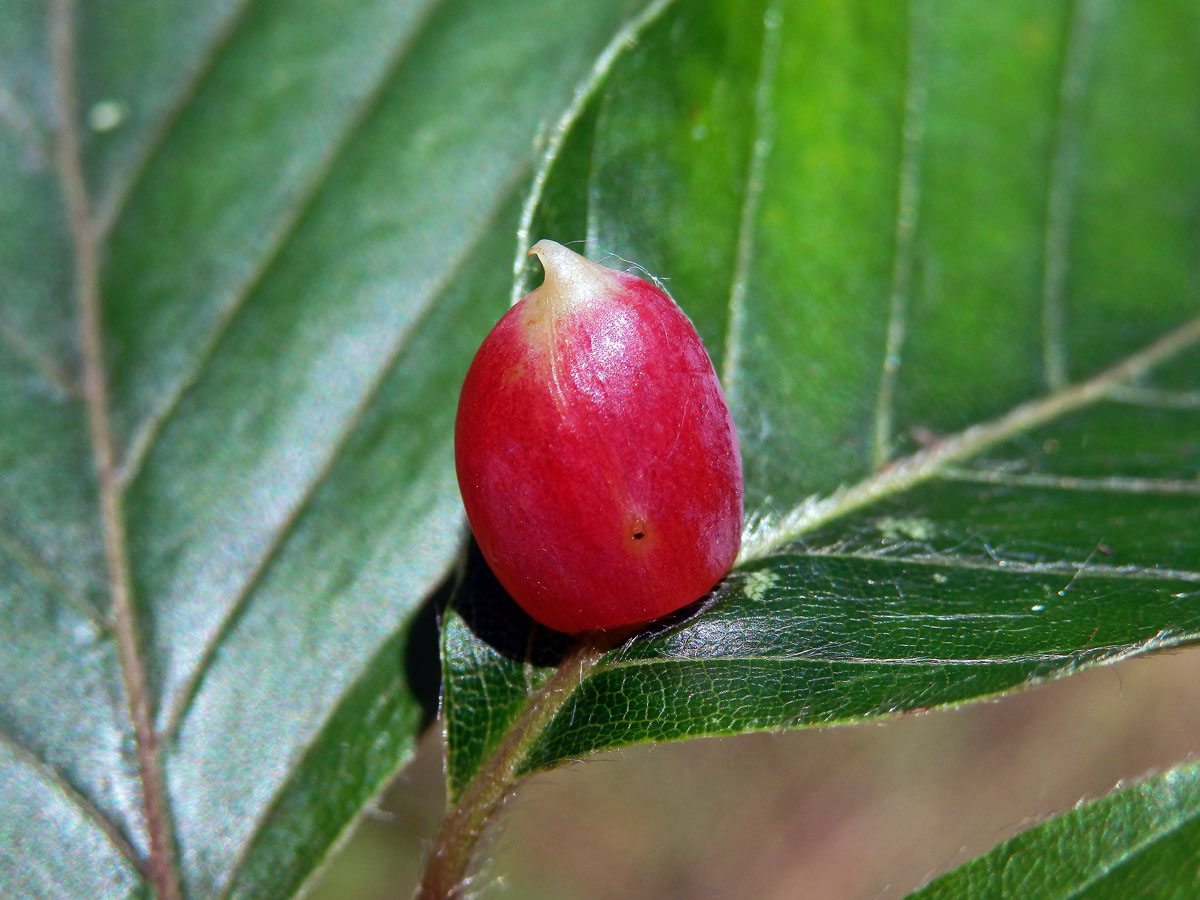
[444,0,1200,811]
[907,760,1200,898]
[0,0,657,895]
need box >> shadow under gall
[451,537,724,655]
[451,537,575,666]
[404,534,733,733]
[402,535,576,733]
[403,570,455,733]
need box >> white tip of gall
[528,240,620,311]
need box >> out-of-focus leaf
[444,0,1200,805]
[906,760,1200,898]
[0,0,661,895]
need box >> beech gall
[454,241,742,633]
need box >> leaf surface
[0,0,659,895]
[444,0,1200,805]
[906,760,1200,899]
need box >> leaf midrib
[49,0,179,895]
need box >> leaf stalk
[414,634,607,900]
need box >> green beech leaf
[0,0,660,896]
[443,0,1200,817]
[906,759,1200,898]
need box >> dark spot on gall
[633,532,645,540]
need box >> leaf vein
[1040,0,1107,389]
[719,0,783,407]
[0,513,104,625]
[940,468,1200,496]
[739,314,1200,561]
[1054,801,1200,900]
[162,171,529,742]
[809,550,1200,584]
[0,725,144,876]
[215,631,422,900]
[0,315,76,397]
[117,0,450,488]
[512,0,680,306]
[0,77,51,168]
[93,0,262,235]
[601,642,1179,671]
[1108,385,1200,410]
[871,0,928,468]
